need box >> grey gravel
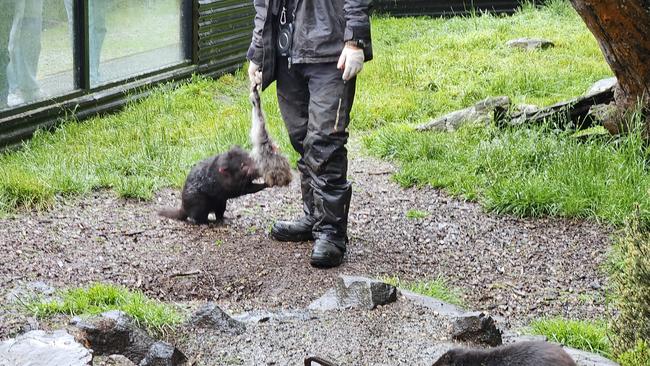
[0,138,611,363]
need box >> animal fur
[431,341,576,366]
[249,85,293,187]
[158,146,266,224]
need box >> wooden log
[499,88,615,129]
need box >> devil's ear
[218,167,228,175]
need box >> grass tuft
[0,2,613,213]
[365,120,650,226]
[406,209,429,219]
[383,276,465,307]
[529,318,610,357]
[24,283,183,336]
[607,214,650,362]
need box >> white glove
[337,45,365,81]
[248,61,262,89]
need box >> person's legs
[271,59,318,242]
[7,0,43,105]
[89,0,107,84]
[303,62,356,268]
[0,1,15,108]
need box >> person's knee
[304,132,348,183]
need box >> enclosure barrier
[0,0,524,149]
[373,0,525,16]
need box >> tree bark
[569,1,650,114]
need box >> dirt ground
[0,143,611,339]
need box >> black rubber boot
[271,173,316,242]
[310,182,351,268]
[310,237,345,268]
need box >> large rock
[506,37,555,50]
[416,96,511,132]
[188,302,245,334]
[450,312,503,346]
[71,310,155,364]
[139,341,187,366]
[0,329,92,366]
[585,77,618,96]
[309,275,398,311]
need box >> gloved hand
[337,45,365,81]
[248,61,262,89]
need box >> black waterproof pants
[276,58,355,250]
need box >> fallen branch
[498,88,615,129]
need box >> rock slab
[506,37,555,50]
[565,347,620,366]
[188,302,245,334]
[586,77,618,96]
[450,312,503,346]
[309,275,397,310]
[0,329,92,366]
[72,310,154,364]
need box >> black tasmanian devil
[431,341,577,366]
[158,146,266,224]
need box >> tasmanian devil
[431,341,576,366]
[158,146,266,224]
[249,84,293,187]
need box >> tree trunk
[569,1,650,131]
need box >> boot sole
[310,257,343,268]
[270,227,314,242]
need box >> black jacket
[247,0,373,90]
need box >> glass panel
[89,0,186,87]
[1,0,75,110]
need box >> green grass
[529,318,611,357]
[383,276,465,307]
[0,1,636,219]
[354,0,610,131]
[24,283,183,336]
[365,118,650,227]
[0,73,298,213]
[406,209,429,219]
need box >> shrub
[608,214,650,360]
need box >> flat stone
[400,290,464,317]
[309,275,397,311]
[450,312,503,346]
[565,347,620,366]
[188,302,245,335]
[506,37,555,50]
[233,309,317,324]
[139,341,187,366]
[586,77,618,96]
[0,329,92,366]
[416,96,511,132]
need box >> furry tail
[250,86,269,147]
[158,207,188,221]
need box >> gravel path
[0,139,611,340]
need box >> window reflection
[1,0,74,110]
[88,0,185,87]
